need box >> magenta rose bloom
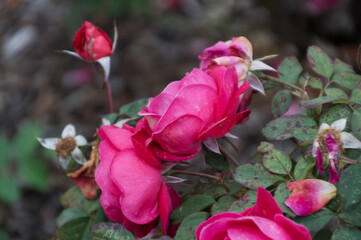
[196,187,311,240]
[73,21,113,62]
[139,66,250,161]
[95,125,181,237]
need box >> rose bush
[196,187,311,240]
[94,125,181,237]
[139,66,250,161]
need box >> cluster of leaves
[55,46,361,239]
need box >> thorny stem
[172,170,222,181]
[104,80,114,113]
[264,75,304,93]
[219,145,240,167]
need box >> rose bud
[285,179,337,216]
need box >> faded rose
[73,21,113,62]
[196,187,311,240]
[139,66,250,161]
[94,125,181,237]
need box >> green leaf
[257,142,292,175]
[0,229,8,240]
[170,194,215,224]
[319,105,352,131]
[331,227,361,240]
[292,128,318,141]
[204,150,229,171]
[0,136,8,168]
[274,182,295,217]
[307,46,333,79]
[294,209,334,232]
[294,155,316,181]
[91,222,135,240]
[351,108,361,139]
[278,56,303,84]
[300,96,340,109]
[271,90,292,117]
[60,186,101,214]
[56,207,87,227]
[350,89,361,105]
[11,124,42,161]
[55,209,106,240]
[298,73,323,90]
[337,164,361,209]
[228,190,257,212]
[119,98,148,117]
[18,158,48,192]
[102,113,118,125]
[174,212,208,240]
[0,176,20,204]
[203,185,227,199]
[339,202,361,227]
[233,163,283,190]
[332,72,361,90]
[325,88,348,99]
[314,229,332,240]
[333,58,354,74]
[211,196,237,215]
[262,115,316,141]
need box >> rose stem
[104,80,114,113]
[219,145,239,167]
[172,170,222,181]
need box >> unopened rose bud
[73,21,113,62]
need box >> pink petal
[324,133,340,159]
[110,149,162,224]
[199,110,250,141]
[99,193,123,223]
[199,41,233,69]
[316,148,325,174]
[98,125,134,151]
[148,139,200,162]
[156,84,217,131]
[153,114,205,155]
[241,187,283,220]
[329,158,340,183]
[179,68,218,90]
[285,179,337,216]
[228,217,290,240]
[274,215,311,240]
[159,183,181,235]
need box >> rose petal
[98,125,134,151]
[274,214,312,240]
[324,133,340,159]
[316,148,325,174]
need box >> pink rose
[95,125,181,237]
[73,21,113,62]
[285,179,337,216]
[196,187,311,240]
[139,67,250,161]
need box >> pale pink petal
[330,118,346,131]
[203,138,220,154]
[62,124,76,138]
[341,132,361,149]
[212,56,243,67]
[110,149,162,224]
[285,179,337,216]
[230,36,253,60]
[246,72,265,95]
[250,60,277,72]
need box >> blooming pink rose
[285,179,337,216]
[199,37,252,81]
[95,125,181,237]
[196,187,311,240]
[73,21,113,62]
[139,67,250,161]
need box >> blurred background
[0,0,360,239]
